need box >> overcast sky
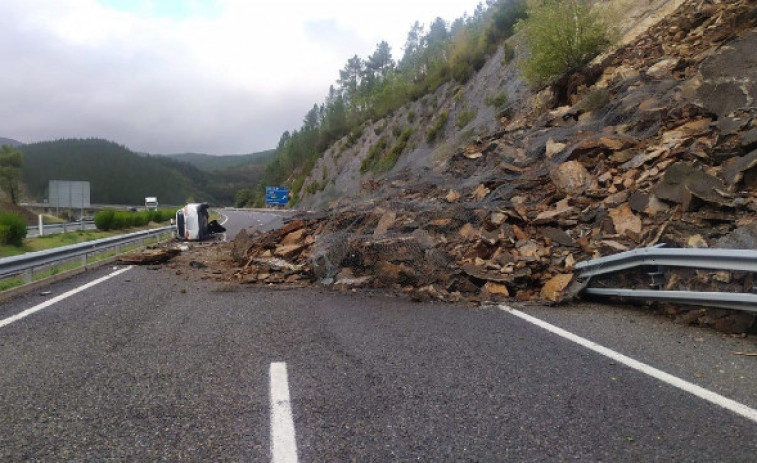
[0,0,483,155]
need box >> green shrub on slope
[517,0,613,87]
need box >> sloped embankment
[225,0,757,333]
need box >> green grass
[426,111,449,143]
[0,227,166,258]
[0,230,171,293]
[486,91,509,109]
[0,277,23,292]
[360,130,414,174]
[456,108,477,129]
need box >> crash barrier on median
[26,221,96,236]
[0,226,174,285]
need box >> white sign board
[49,180,91,208]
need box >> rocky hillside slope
[218,0,757,333]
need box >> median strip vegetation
[94,209,174,231]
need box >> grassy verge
[0,229,113,258]
[0,230,170,292]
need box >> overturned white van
[175,203,225,241]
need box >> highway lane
[0,263,756,461]
[219,208,291,241]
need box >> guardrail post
[81,252,87,267]
[62,222,67,233]
[24,268,33,284]
[38,215,44,237]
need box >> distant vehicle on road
[175,203,225,241]
[145,197,159,210]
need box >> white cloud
[0,0,482,154]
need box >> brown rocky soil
[149,0,757,334]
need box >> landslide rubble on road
[170,0,757,334]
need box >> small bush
[360,130,414,174]
[94,210,115,231]
[376,129,413,173]
[235,188,254,208]
[346,126,364,146]
[456,108,477,129]
[360,137,389,174]
[426,111,449,144]
[407,110,416,123]
[517,0,614,87]
[304,180,327,195]
[291,175,306,196]
[486,92,509,109]
[0,212,27,246]
[577,87,610,113]
[502,43,516,65]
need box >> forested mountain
[0,137,24,147]
[162,150,275,171]
[19,139,264,205]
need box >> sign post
[49,180,91,222]
[265,186,289,207]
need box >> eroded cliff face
[212,0,757,333]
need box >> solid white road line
[270,362,299,463]
[500,305,757,424]
[0,266,133,330]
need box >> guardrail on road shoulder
[1,226,174,284]
[575,246,757,312]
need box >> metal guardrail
[26,221,96,234]
[576,246,757,312]
[575,245,757,278]
[0,226,173,283]
[583,288,757,312]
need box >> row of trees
[246,0,615,207]
[251,0,529,206]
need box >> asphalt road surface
[219,208,290,241]
[1,211,756,461]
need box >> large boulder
[549,161,595,197]
[695,30,757,117]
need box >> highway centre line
[500,305,757,425]
[270,362,299,463]
[0,266,133,330]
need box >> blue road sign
[265,186,290,206]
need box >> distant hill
[18,138,265,206]
[0,137,24,147]
[20,138,207,205]
[162,150,275,171]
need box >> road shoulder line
[0,266,133,330]
[500,305,757,424]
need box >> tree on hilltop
[0,144,23,204]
